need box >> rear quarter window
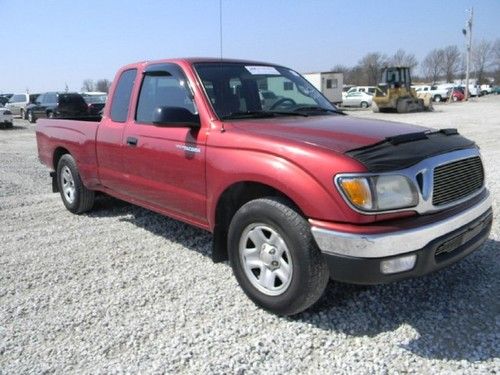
[110,69,137,122]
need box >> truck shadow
[88,196,499,362]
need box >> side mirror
[153,106,200,128]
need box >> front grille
[432,156,484,206]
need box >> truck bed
[36,118,101,185]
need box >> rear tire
[56,154,95,214]
[228,197,329,316]
[27,110,35,123]
[434,95,442,102]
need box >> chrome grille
[432,156,484,206]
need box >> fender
[206,147,359,229]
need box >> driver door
[120,63,208,224]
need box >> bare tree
[390,49,418,70]
[491,38,500,83]
[96,79,111,93]
[472,39,493,84]
[422,48,444,83]
[494,38,500,67]
[441,45,461,82]
[81,79,95,92]
[357,52,388,85]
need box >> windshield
[194,62,337,119]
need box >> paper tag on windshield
[245,66,280,75]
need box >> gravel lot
[1,96,499,374]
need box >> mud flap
[50,171,59,192]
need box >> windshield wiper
[220,110,308,120]
[293,106,345,115]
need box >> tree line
[81,79,111,93]
[332,38,500,86]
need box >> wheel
[6,122,13,128]
[228,197,329,315]
[56,154,95,214]
[270,98,297,110]
[47,111,54,119]
[27,110,35,123]
[434,95,442,102]
[360,101,369,109]
[452,95,458,102]
[19,109,25,120]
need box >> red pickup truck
[36,58,492,315]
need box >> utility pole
[463,8,473,100]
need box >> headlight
[337,175,418,212]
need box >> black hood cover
[345,129,476,172]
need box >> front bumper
[311,192,492,284]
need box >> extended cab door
[96,68,137,194]
[120,63,207,223]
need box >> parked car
[490,86,500,95]
[413,85,432,94]
[429,84,454,102]
[26,92,89,123]
[342,91,373,108]
[35,57,492,315]
[342,86,376,100]
[0,96,9,107]
[0,107,13,128]
[480,84,492,95]
[83,94,107,116]
[5,93,40,119]
[447,87,465,102]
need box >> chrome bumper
[311,191,492,258]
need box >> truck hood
[230,115,429,154]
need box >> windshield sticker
[245,66,280,75]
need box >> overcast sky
[1,0,499,94]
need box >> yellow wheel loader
[372,67,432,113]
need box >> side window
[47,93,57,103]
[359,88,365,92]
[36,94,45,103]
[110,69,137,123]
[283,81,294,91]
[136,72,196,124]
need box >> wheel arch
[211,181,302,263]
[53,146,71,170]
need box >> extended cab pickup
[36,58,492,315]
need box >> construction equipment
[372,67,432,113]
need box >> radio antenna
[219,0,223,60]
[218,0,226,132]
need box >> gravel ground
[0,96,499,374]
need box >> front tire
[56,154,95,214]
[434,95,442,102]
[228,197,329,315]
[360,101,369,109]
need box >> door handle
[126,137,138,146]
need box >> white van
[6,93,40,119]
